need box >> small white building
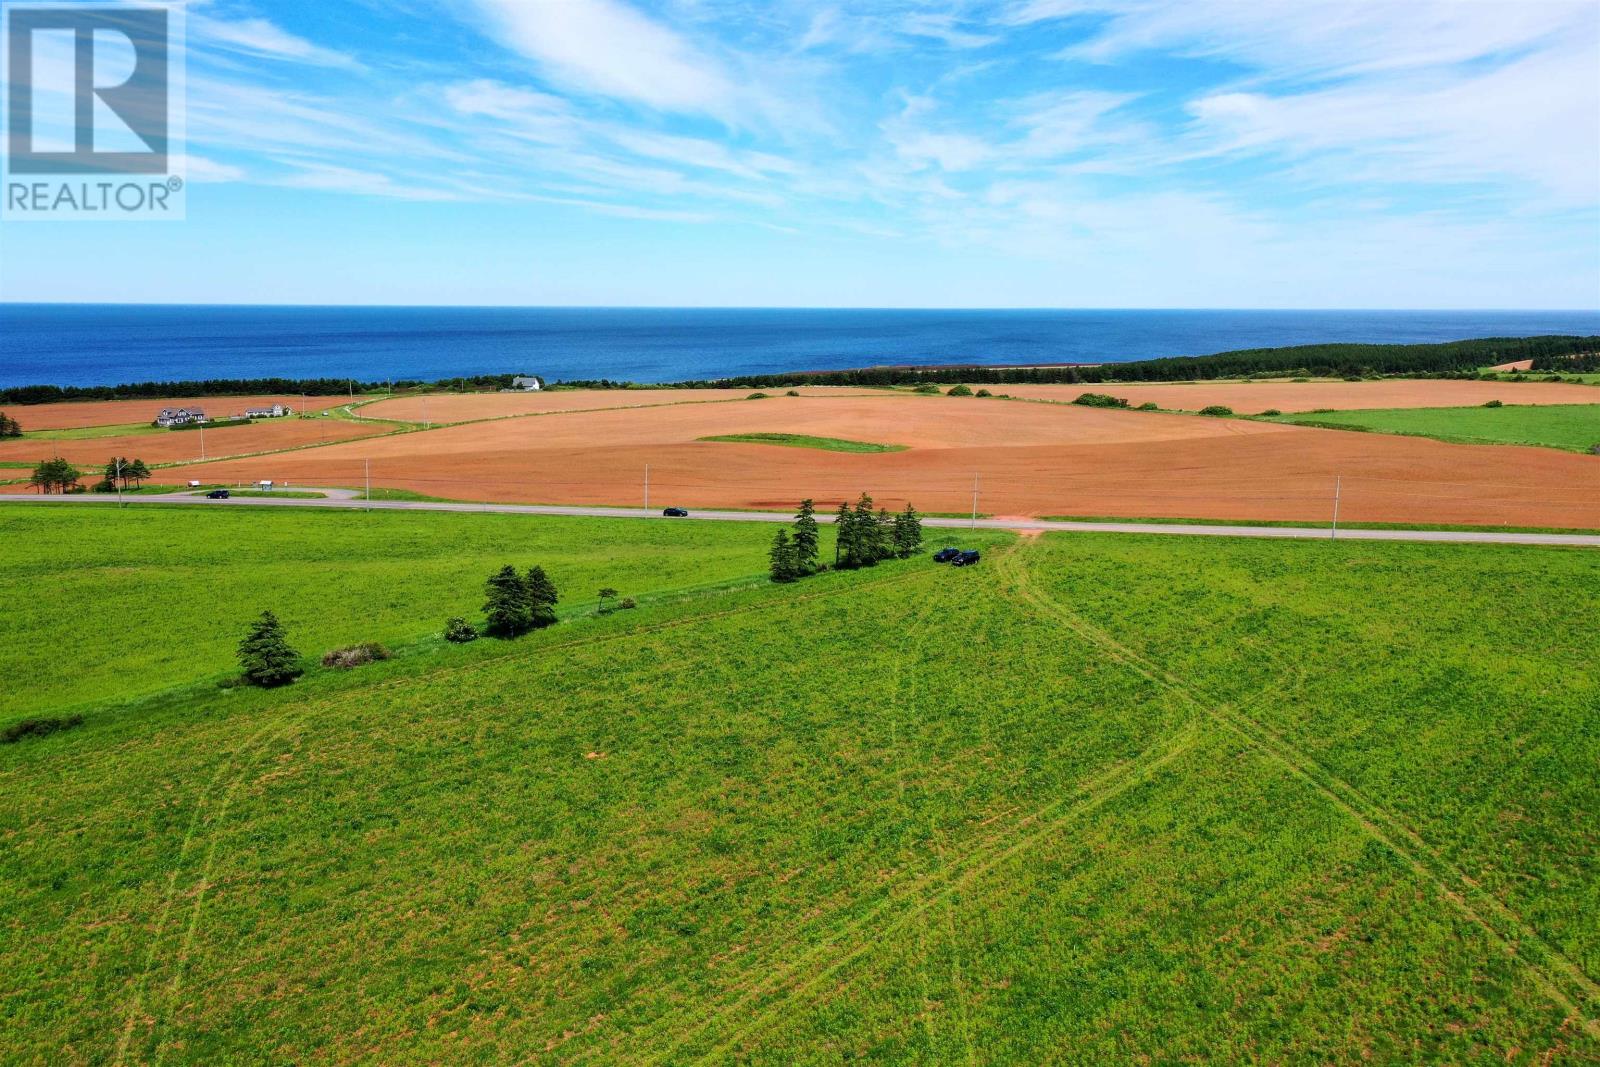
[154,407,208,427]
[244,403,292,419]
[510,376,543,392]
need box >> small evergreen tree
[237,610,303,687]
[893,503,923,558]
[29,458,80,494]
[483,565,533,637]
[527,566,560,629]
[847,494,886,567]
[128,458,150,488]
[792,498,820,575]
[833,501,854,568]
[769,529,799,583]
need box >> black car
[662,507,689,517]
[205,489,231,500]
[951,550,982,567]
[933,547,961,563]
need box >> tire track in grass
[117,566,926,1064]
[640,550,1224,1063]
[1000,544,1600,1040]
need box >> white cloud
[470,0,739,116]
[195,15,362,70]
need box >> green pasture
[1271,402,1600,451]
[699,432,908,453]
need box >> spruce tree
[526,566,560,629]
[237,610,303,687]
[850,494,881,566]
[893,503,923,558]
[769,529,799,583]
[834,501,854,568]
[128,459,150,488]
[792,499,820,575]
[484,565,533,637]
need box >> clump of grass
[321,643,393,670]
[2,715,84,744]
[1483,399,1504,408]
[699,433,907,454]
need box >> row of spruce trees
[770,495,923,582]
[95,457,151,491]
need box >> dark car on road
[951,550,982,567]
[933,547,961,563]
[663,507,689,517]
[205,489,230,500]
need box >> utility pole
[644,464,650,512]
[366,459,372,511]
[115,457,123,508]
[200,423,205,461]
[1331,475,1342,540]
[422,396,428,429]
[971,473,981,529]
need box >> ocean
[1,305,1597,389]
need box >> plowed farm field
[357,386,884,423]
[0,416,389,468]
[992,378,1599,413]
[4,394,353,431]
[168,393,1600,528]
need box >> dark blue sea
[2,305,1597,388]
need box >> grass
[20,421,165,441]
[699,432,909,453]
[1269,403,1600,451]
[219,489,328,499]
[1,522,1597,1061]
[0,505,862,718]
[1039,513,1600,535]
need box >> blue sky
[3,0,1598,308]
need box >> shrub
[237,611,303,687]
[619,597,638,610]
[1343,375,1363,382]
[785,389,800,397]
[443,616,479,643]
[1137,401,1159,411]
[1483,399,1504,408]
[1199,405,1235,417]
[1292,377,1310,383]
[1,715,84,744]
[321,642,392,670]
[975,389,992,397]
[1073,392,1130,409]
[914,383,942,394]
[947,385,974,397]
[747,392,769,400]
[1260,408,1283,417]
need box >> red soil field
[3,395,352,431]
[357,386,883,423]
[164,394,1600,529]
[992,379,1600,413]
[0,417,387,468]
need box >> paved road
[5,490,1598,548]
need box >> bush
[947,384,973,397]
[747,392,769,400]
[443,616,479,643]
[1260,408,1283,417]
[975,389,992,397]
[1073,392,1130,408]
[1483,399,1504,408]
[913,383,942,394]
[1,715,84,744]
[1199,405,1235,417]
[1136,401,1159,411]
[785,389,800,397]
[321,642,391,669]
[619,597,638,610]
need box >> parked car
[663,507,689,517]
[951,550,982,567]
[205,489,230,499]
[933,547,961,563]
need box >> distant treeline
[2,337,1594,404]
[674,336,1600,388]
[0,373,522,405]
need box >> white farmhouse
[510,376,543,392]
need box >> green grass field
[1272,402,1600,451]
[700,432,909,453]
[1,510,1597,1062]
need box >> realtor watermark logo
[2,2,185,221]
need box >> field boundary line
[999,546,1600,1038]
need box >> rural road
[6,490,1600,548]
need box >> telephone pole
[971,473,981,529]
[115,457,123,508]
[644,464,650,512]
[365,459,371,511]
[199,423,205,461]
[1331,475,1342,540]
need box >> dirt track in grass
[150,393,1600,528]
